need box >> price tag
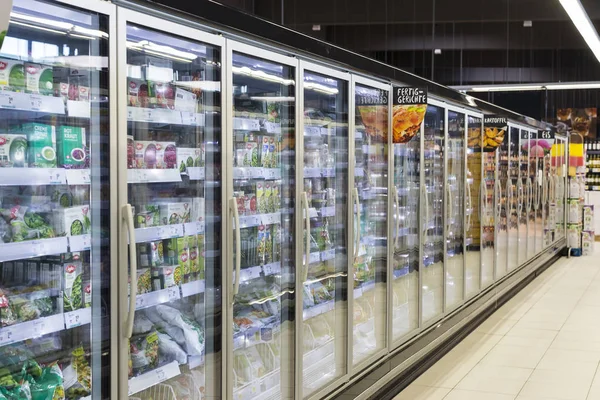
[167,286,180,300]
[265,121,281,134]
[262,262,280,276]
[321,249,336,261]
[137,170,149,183]
[142,109,153,122]
[261,213,280,225]
[127,108,133,119]
[305,126,321,136]
[0,327,15,345]
[304,167,320,178]
[31,241,46,255]
[0,92,16,108]
[69,234,91,252]
[187,167,205,180]
[66,169,91,185]
[48,169,66,185]
[64,309,92,329]
[29,95,43,111]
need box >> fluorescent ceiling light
[304,81,339,95]
[232,65,295,86]
[546,82,600,90]
[469,85,544,92]
[10,20,66,35]
[249,96,295,102]
[559,0,600,63]
[127,40,197,62]
[10,11,107,38]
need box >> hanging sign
[0,0,12,51]
[392,86,427,144]
[483,115,507,152]
[355,86,389,143]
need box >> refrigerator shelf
[0,313,65,347]
[303,299,335,321]
[0,237,69,263]
[181,280,206,298]
[134,224,185,243]
[64,307,92,330]
[127,107,206,126]
[354,280,376,299]
[0,168,67,186]
[0,90,69,115]
[304,126,330,137]
[128,360,181,396]
[135,286,181,310]
[235,212,282,229]
[233,368,281,400]
[65,169,91,185]
[127,169,182,184]
[237,262,281,283]
[304,167,335,178]
[233,167,282,180]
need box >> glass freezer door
[465,116,482,298]
[481,145,496,288]
[352,81,388,366]
[445,110,465,310]
[518,129,529,266]
[229,47,296,400]
[496,126,509,279]
[507,127,520,272]
[391,105,420,342]
[0,1,112,398]
[301,66,349,397]
[120,19,222,399]
[526,130,536,260]
[421,105,444,323]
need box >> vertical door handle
[123,204,137,339]
[495,180,502,218]
[229,198,241,299]
[302,192,310,282]
[466,181,472,230]
[354,188,361,259]
[422,183,429,240]
[446,185,453,232]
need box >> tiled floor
[394,246,600,400]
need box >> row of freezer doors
[0,1,567,400]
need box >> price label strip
[0,314,65,346]
[65,169,91,185]
[128,361,181,396]
[64,308,92,329]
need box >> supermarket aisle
[395,247,600,400]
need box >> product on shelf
[177,147,203,173]
[582,231,595,256]
[53,205,91,236]
[56,126,86,168]
[0,205,56,242]
[584,205,594,231]
[63,255,83,312]
[159,201,190,225]
[151,265,182,290]
[64,346,92,398]
[130,330,159,375]
[23,123,57,168]
[174,88,197,113]
[135,204,160,228]
[53,65,90,103]
[0,134,28,168]
[192,198,205,223]
[24,63,53,96]
[134,140,177,169]
[0,58,25,92]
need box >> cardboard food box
[22,123,56,168]
[583,205,594,231]
[134,141,177,169]
[567,198,582,225]
[56,126,86,168]
[0,58,25,92]
[152,265,181,290]
[54,205,90,237]
[160,202,191,225]
[567,224,582,249]
[127,135,135,169]
[186,234,198,283]
[174,87,197,113]
[0,133,28,167]
[130,268,152,295]
[582,231,595,256]
[192,197,205,222]
[177,147,202,174]
[24,63,53,95]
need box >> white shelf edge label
[64,308,92,329]
[65,169,91,185]
[128,361,181,396]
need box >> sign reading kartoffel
[483,115,507,152]
[0,0,13,51]
[355,86,389,143]
[392,87,427,144]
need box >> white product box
[192,197,205,222]
[582,231,595,256]
[176,147,202,174]
[174,88,197,113]
[160,202,191,225]
[54,205,90,236]
[568,199,582,224]
[583,205,594,231]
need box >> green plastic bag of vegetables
[64,347,90,398]
[0,380,32,400]
[29,363,64,400]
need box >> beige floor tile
[456,365,532,395]
[480,344,547,369]
[476,317,518,335]
[392,385,451,400]
[519,379,590,400]
[443,389,516,400]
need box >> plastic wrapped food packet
[155,305,204,356]
[132,313,154,335]
[0,291,18,327]
[129,331,159,375]
[30,363,65,400]
[156,332,187,365]
[10,295,41,323]
[0,381,31,400]
[64,346,91,399]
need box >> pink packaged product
[134,141,177,169]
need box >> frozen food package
[129,330,159,375]
[132,313,154,335]
[156,332,187,365]
[155,305,204,356]
[63,346,91,398]
[63,261,83,312]
[30,362,65,400]
[11,294,41,323]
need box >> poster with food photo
[0,0,12,51]
[355,86,388,143]
[556,108,597,139]
[392,87,427,144]
[483,116,507,152]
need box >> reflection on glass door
[496,128,509,279]
[352,82,387,365]
[481,148,496,288]
[230,49,295,400]
[391,112,420,341]
[0,2,110,399]
[301,68,348,397]
[534,131,544,253]
[552,137,566,241]
[518,129,530,266]
[527,131,536,260]
[421,105,444,323]
[465,116,482,298]
[124,24,221,399]
[445,111,465,310]
[507,127,520,271]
